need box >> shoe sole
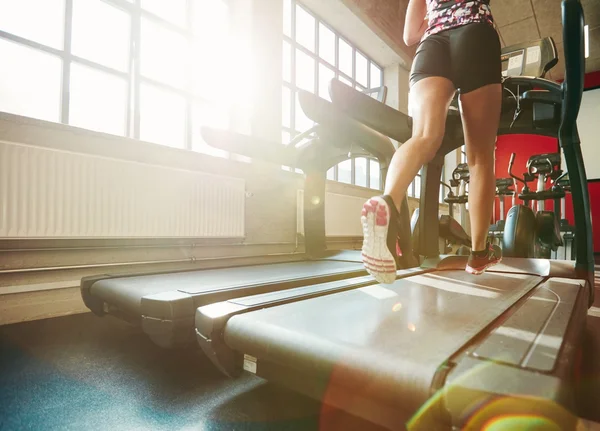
[361,197,397,284]
[465,257,502,275]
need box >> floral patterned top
[423,0,494,39]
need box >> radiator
[0,141,246,238]
[297,190,364,237]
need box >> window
[461,146,467,163]
[0,0,231,155]
[326,156,382,190]
[281,0,384,183]
[0,0,65,49]
[0,39,62,122]
[71,0,130,72]
[69,63,128,135]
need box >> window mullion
[60,0,74,124]
[185,0,193,151]
[290,0,297,136]
[351,46,356,88]
[132,0,141,139]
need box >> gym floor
[0,312,385,431]
[2,284,600,430]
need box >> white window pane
[295,91,313,132]
[339,38,353,77]
[282,86,291,128]
[369,160,380,189]
[338,160,352,184]
[296,49,315,92]
[193,102,229,158]
[141,18,189,89]
[142,0,187,27]
[318,64,335,101]
[192,46,226,101]
[283,0,292,37]
[415,175,421,199]
[355,157,367,187]
[0,0,64,49]
[338,75,353,87]
[192,0,229,40]
[319,23,335,66]
[140,83,186,148]
[355,51,368,88]
[72,0,130,72]
[295,4,315,52]
[283,41,291,82]
[327,167,335,180]
[370,63,382,88]
[0,39,61,122]
[282,130,291,145]
[69,63,127,136]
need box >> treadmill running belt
[223,270,542,418]
[91,260,365,316]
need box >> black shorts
[409,22,502,94]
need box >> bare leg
[362,77,455,283]
[459,83,502,251]
[384,77,456,210]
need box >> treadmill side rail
[437,277,588,431]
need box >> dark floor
[0,313,385,431]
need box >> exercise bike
[448,163,471,238]
[410,177,471,257]
[502,152,565,258]
[488,178,516,246]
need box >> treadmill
[80,80,410,349]
[195,4,594,430]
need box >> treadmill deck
[224,270,544,415]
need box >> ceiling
[344,0,600,80]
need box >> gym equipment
[440,180,471,255]
[488,178,516,245]
[81,86,410,349]
[553,172,577,260]
[411,164,472,257]
[195,10,593,430]
[447,162,471,237]
[503,152,565,258]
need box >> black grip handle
[561,0,585,138]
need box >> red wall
[494,70,600,252]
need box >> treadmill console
[499,38,562,136]
[501,37,558,79]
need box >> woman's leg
[459,83,503,272]
[384,77,457,211]
[361,76,456,284]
